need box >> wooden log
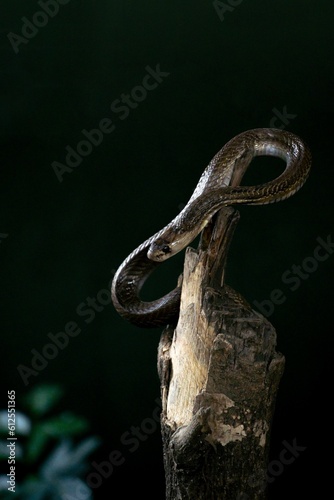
[158,207,285,499]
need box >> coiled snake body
[111,128,311,328]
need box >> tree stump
[157,207,285,499]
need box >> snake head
[147,238,173,262]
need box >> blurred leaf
[25,424,50,464]
[16,412,32,435]
[41,412,89,438]
[0,411,31,437]
[0,474,11,492]
[16,475,49,500]
[23,385,63,417]
[25,413,90,464]
[40,439,79,479]
[40,437,100,480]
[55,477,93,500]
[1,386,101,498]
[70,436,101,464]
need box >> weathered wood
[158,207,285,499]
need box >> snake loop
[111,128,311,328]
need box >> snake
[111,128,311,328]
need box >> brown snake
[111,128,311,328]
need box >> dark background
[1,1,333,498]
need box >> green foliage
[22,384,64,417]
[0,384,100,499]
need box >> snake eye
[147,238,173,261]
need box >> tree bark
[158,207,285,500]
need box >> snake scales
[111,128,311,328]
